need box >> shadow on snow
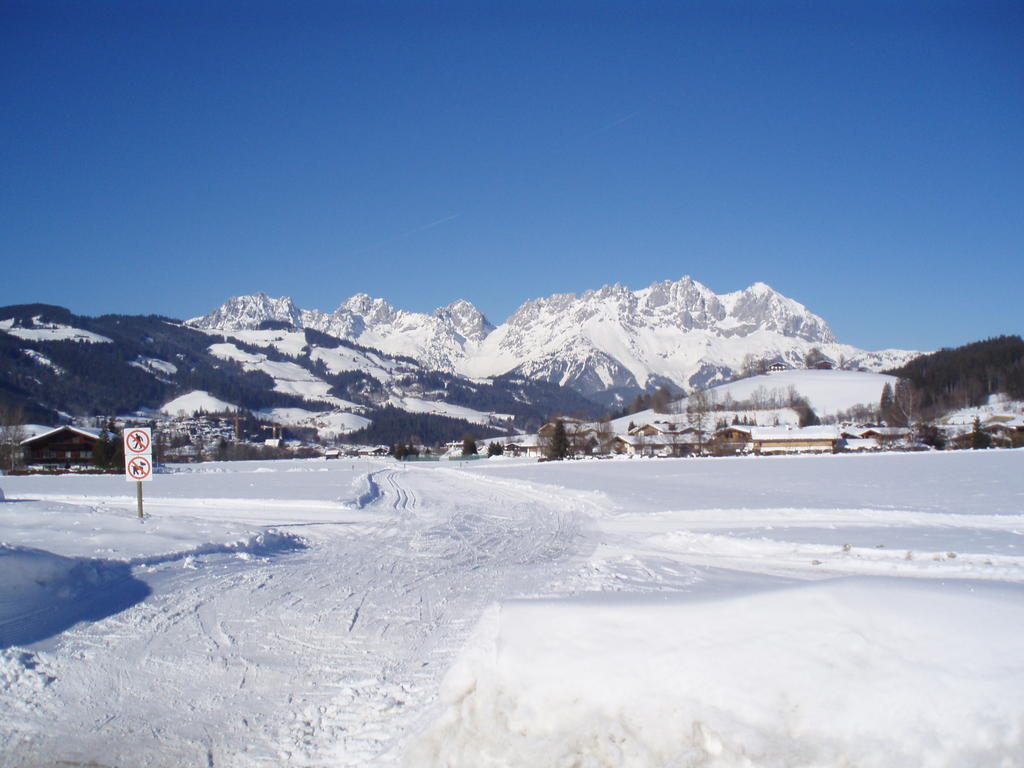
[0,532,307,649]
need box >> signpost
[124,427,153,519]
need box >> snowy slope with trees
[704,369,898,417]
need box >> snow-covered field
[1,450,1022,767]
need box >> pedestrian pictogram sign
[123,427,155,517]
[124,428,152,455]
[126,455,153,482]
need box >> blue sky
[2,0,1021,352]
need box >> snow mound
[407,579,1024,767]
[0,533,306,648]
[0,546,150,649]
[708,369,897,416]
[160,390,240,416]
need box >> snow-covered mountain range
[189,277,919,402]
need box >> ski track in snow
[1,451,1022,767]
[0,463,593,767]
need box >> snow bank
[407,579,1024,767]
[0,545,150,649]
[0,533,305,648]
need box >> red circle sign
[125,429,151,454]
[127,455,152,480]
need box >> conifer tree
[93,423,112,470]
[970,417,992,450]
[879,383,894,422]
[548,419,570,460]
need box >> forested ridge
[885,335,1024,416]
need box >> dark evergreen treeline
[613,385,678,418]
[346,406,507,447]
[884,335,1024,416]
[395,371,602,431]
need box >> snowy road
[1,463,592,766]
[2,451,1023,767]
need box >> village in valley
[9,358,1023,475]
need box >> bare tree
[687,389,717,455]
[0,403,27,473]
[665,423,692,457]
[634,428,647,457]
[594,419,616,456]
[804,347,834,369]
[889,379,920,430]
[740,354,769,379]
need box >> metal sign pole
[137,480,144,519]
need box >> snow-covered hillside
[160,390,240,416]
[1,451,1021,767]
[940,393,1024,426]
[188,277,921,401]
[0,317,112,344]
[705,369,898,417]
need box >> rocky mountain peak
[188,293,302,331]
[187,277,905,401]
[722,282,835,343]
[339,294,397,326]
[432,300,494,343]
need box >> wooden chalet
[710,425,842,455]
[505,435,543,458]
[537,417,586,439]
[750,426,841,454]
[21,426,101,468]
[982,418,1024,446]
[841,426,910,447]
[608,435,637,455]
[628,421,698,456]
[537,418,603,457]
[710,426,753,455]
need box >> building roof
[749,426,840,442]
[20,425,101,445]
[842,426,909,439]
[715,425,753,437]
[507,435,541,448]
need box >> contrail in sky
[580,111,640,141]
[597,111,640,132]
[409,213,461,234]
[344,213,461,258]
